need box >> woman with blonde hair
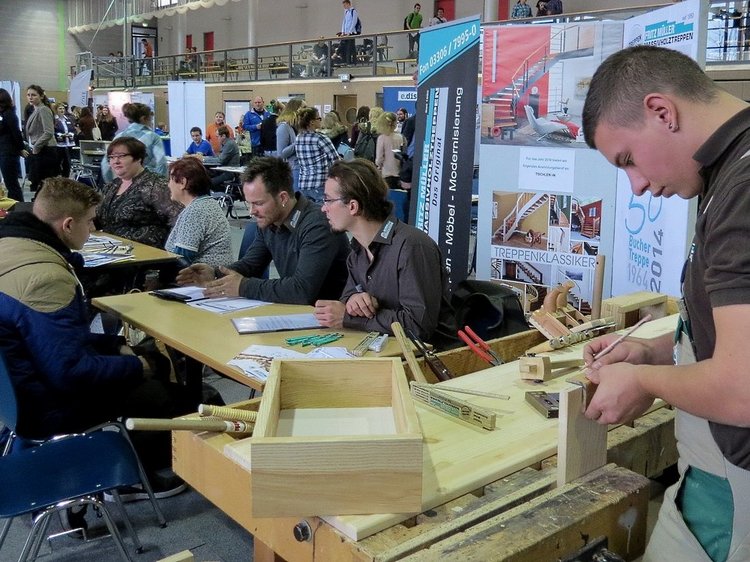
[368,107,385,133]
[374,112,404,189]
[276,98,304,189]
[320,111,348,149]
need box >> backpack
[354,16,362,35]
[403,16,410,30]
[354,125,377,162]
[337,141,354,161]
[450,280,529,341]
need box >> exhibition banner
[612,0,701,297]
[411,16,480,289]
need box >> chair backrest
[0,353,18,432]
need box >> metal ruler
[410,382,496,430]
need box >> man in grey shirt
[210,125,241,187]
[314,159,454,342]
[177,157,349,305]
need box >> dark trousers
[0,152,23,201]
[57,146,71,178]
[210,171,235,188]
[341,38,356,64]
[408,32,420,54]
[26,146,58,192]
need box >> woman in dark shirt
[0,88,25,201]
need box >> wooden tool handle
[125,417,253,433]
[391,321,428,383]
[198,404,258,423]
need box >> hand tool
[457,325,503,366]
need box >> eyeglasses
[321,197,345,206]
[107,153,132,162]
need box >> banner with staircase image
[476,0,701,311]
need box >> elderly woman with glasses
[96,137,182,248]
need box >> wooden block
[557,383,607,487]
[157,551,194,562]
[529,310,571,339]
[224,358,423,518]
[601,291,668,330]
[401,464,649,562]
[518,356,584,381]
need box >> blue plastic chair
[0,352,166,560]
[0,432,150,561]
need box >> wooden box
[223,358,423,518]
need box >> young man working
[185,126,215,157]
[314,159,454,342]
[210,125,241,187]
[581,45,750,561]
[0,177,188,497]
[177,156,350,305]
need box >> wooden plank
[557,383,607,487]
[392,321,428,383]
[402,464,649,562]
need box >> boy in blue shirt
[185,126,214,157]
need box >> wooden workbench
[172,314,679,561]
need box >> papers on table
[232,313,320,334]
[81,235,134,267]
[227,344,355,382]
[188,296,269,313]
[151,286,270,313]
[227,345,305,382]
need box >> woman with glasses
[294,107,339,202]
[101,102,167,183]
[96,137,182,248]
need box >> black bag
[450,280,529,341]
[404,16,410,30]
[353,125,378,162]
[354,17,362,34]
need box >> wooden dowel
[591,255,605,320]
[125,417,253,433]
[593,314,652,361]
[198,404,258,423]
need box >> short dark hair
[107,137,147,164]
[34,177,101,222]
[582,46,719,149]
[169,157,212,197]
[217,125,230,137]
[190,126,202,135]
[241,157,293,197]
[328,159,393,222]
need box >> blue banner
[411,16,480,289]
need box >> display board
[168,81,206,156]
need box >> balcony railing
[76,4,750,89]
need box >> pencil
[593,314,652,361]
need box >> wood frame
[223,358,423,519]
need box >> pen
[593,314,652,361]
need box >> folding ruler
[410,382,496,430]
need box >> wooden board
[402,464,649,562]
[557,384,607,487]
